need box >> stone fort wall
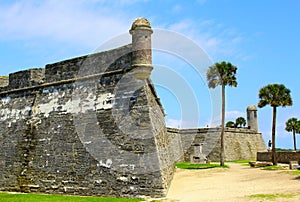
[257,151,300,164]
[0,19,181,198]
[167,127,266,162]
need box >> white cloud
[166,118,199,128]
[94,0,149,5]
[164,18,246,61]
[0,0,132,48]
[0,0,247,61]
[171,4,183,13]
[207,110,246,127]
[168,19,195,32]
[166,119,182,128]
[226,110,246,119]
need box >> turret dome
[247,105,257,111]
[131,18,151,30]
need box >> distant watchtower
[247,105,258,132]
[129,18,153,80]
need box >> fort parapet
[0,44,133,93]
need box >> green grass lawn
[175,162,229,169]
[282,169,300,178]
[226,159,254,166]
[226,159,254,164]
[291,170,300,176]
[249,193,297,200]
[261,165,286,170]
[0,193,142,202]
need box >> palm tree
[258,84,293,165]
[226,121,235,128]
[285,117,300,151]
[207,61,237,166]
[235,117,246,128]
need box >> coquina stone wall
[0,42,179,197]
[167,127,266,162]
[0,76,8,88]
[257,151,300,164]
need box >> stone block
[249,161,272,167]
[8,68,45,89]
[289,161,299,170]
[0,76,8,88]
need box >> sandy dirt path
[164,163,300,202]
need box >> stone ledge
[0,69,125,96]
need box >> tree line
[206,61,297,166]
[226,117,246,128]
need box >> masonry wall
[168,127,266,162]
[257,151,300,164]
[165,128,184,163]
[8,68,45,89]
[0,45,175,197]
[220,128,266,160]
[0,76,8,88]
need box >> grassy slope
[0,193,142,202]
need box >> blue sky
[1,0,300,149]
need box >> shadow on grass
[286,170,300,180]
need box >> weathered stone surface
[289,161,299,170]
[247,105,258,132]
[257,151,300,164]
[249,161,272,167]
[0,56,174,197]
[167,127,266,162]
[0,18,177,198]
[8,68,45,89]
[0,76,8,88]
[45,45,132,83]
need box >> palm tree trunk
[220,84,225,166]
[293,130,297,151]
[272,106,277,165]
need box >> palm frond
[258,84,293,108]
[206,61,238,89]
[285,118,300,133]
